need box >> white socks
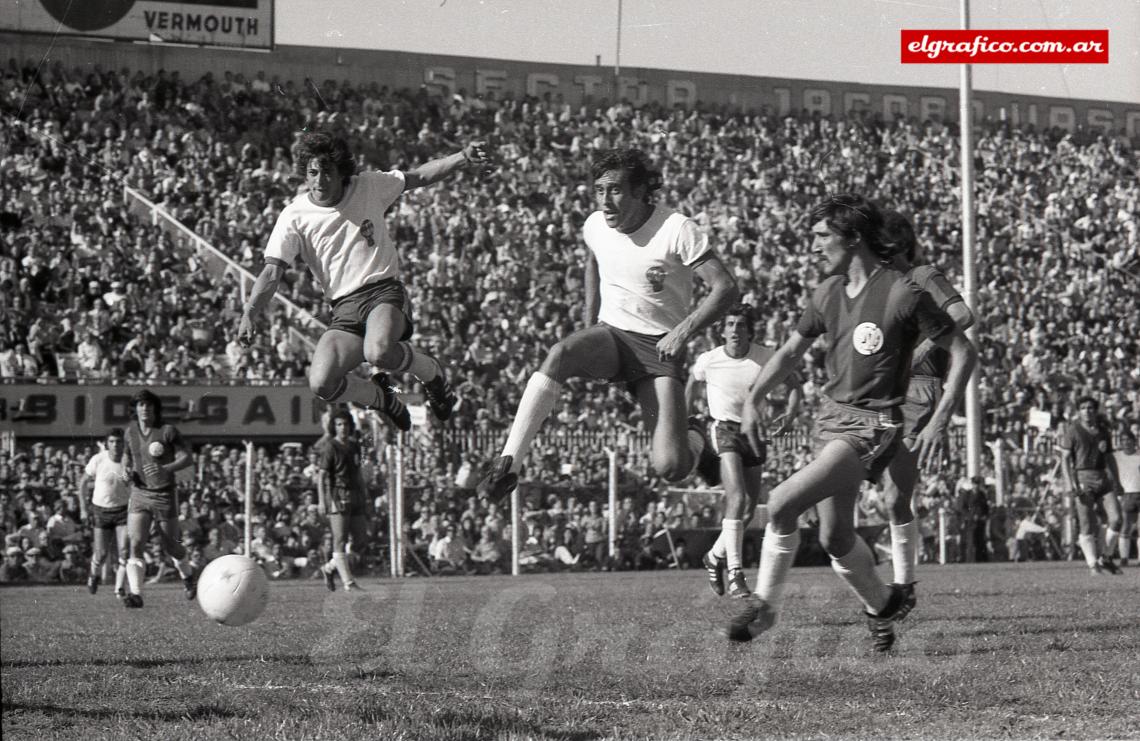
[1078,534,1099,567]
[722,519,744,571]
[502,373,562,474]
[331,552,352,584]
[754,529,800,611]
[1120,530,1133,561]
[1104,529,1120,559]
[126,558,145,595]
[830,538,890,615]
[115,563,127,593]
[890,520,918,585]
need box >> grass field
[2,562,1137,740]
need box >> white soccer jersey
[1115,451,1140,492]
[264,170,406,300]
[583,206,709,335]
[84,451,129,508]
[691,343,773,423]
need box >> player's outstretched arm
[741,332,813,456]
[911,327,977,471]
[239,261,286,347]
[165,442,194,474]
[772,374,804,436]
[403,141,489,190]
[655,255,739,360]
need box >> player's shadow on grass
[413,706,604,741]
[3,701,240,722]
[3,653,317,669]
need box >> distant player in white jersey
[1111,431,1139,566]
[79,428,130,599]
[879,210,975,608]
[238,129,489,429]
[686,305,801,598]
[480,148,739,500]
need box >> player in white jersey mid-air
[238,129,489,429]
[480,148,738,500]
[79,428,131,599]
[687,305,801,598]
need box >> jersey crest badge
[646,265,666,293]
[360,219,376,247]
[852,322,884,355]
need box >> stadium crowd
[1,59,1137,579]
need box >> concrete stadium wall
[4,31,1138,136]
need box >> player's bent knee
[363,338,399,369]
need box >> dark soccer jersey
[321,438,364,492]
[906,264,965,380]
[125,423,184,491]
[796,266,955,409]
[1059,420,1113,470]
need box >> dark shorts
[92,504,129,530]
[1122,492,1139,515]
[328,279,414,340]
[812,397,902,482]
[901,376,943,444]
[324,486,367,517]
[594,323,686,387]
[128,487,178,521]
[711,419,766,468]
[1075,470,1114,504]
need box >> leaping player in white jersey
[686,305,801,598]
[480,148,739,501]
[238,129,489,429]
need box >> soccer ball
[148,441,166,458]
[196,555,270,626]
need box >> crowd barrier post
[386,443,405,577]
[938,506,948,565]
[243,440,253,557]
[510,487,521,577]
[605,448,617,559]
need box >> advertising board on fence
[0,383,323,439]
[0,0,273,50]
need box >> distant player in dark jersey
[239,130,489,430]
[79,428,130,599]
[686,305,801,598]
[1058,397,1124,574]
[878,211,975,602]
[318,409,369,591]
[726,194,976,652]
[479,148,738,501]
[1112,431,1140,565]
[122,390,197,608]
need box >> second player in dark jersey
[727,194,976,653]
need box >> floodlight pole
[960,0,982,478]
[613,0,623,100]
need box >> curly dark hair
[590,148,662,202]
[724,303,756,329]
[326,408,356,437]
[293,130,355,185]
[809,193,888,259]
[881,210,918,264]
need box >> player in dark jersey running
[318,409,370,591]
[878,211,975,610]
[726,194,976,652]
[1058,396,1124,574]
[122,389,197,608]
